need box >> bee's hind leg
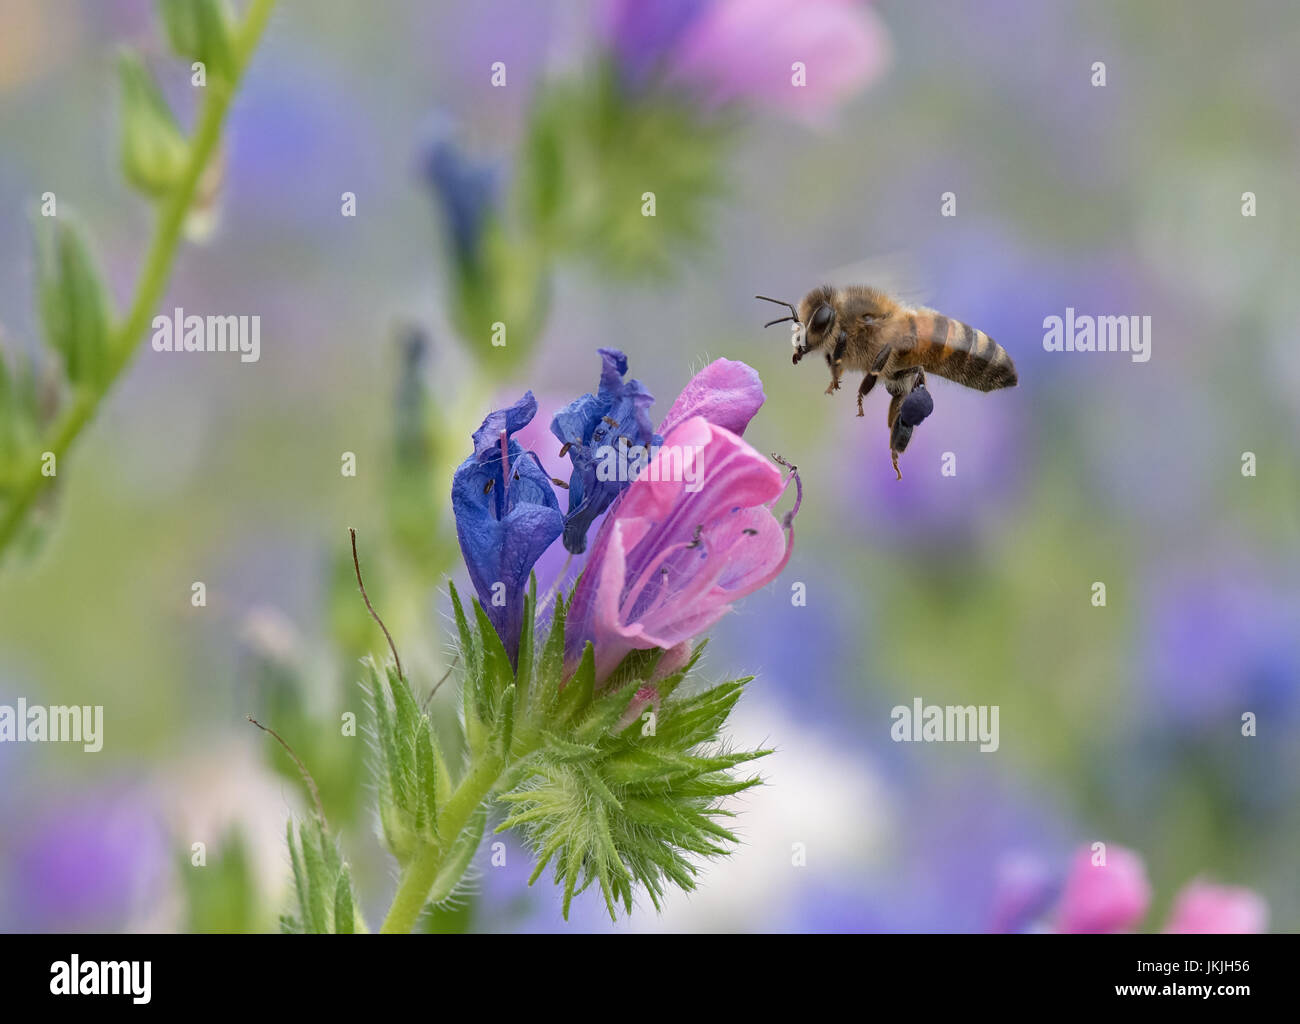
[887,392,910,480]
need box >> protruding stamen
[770,452,803,528]
[499,429,510,498]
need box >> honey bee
[757,286,1018,478]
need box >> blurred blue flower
[418,117,502,269]
[469,836,615,933]
[451,392,564,665]
[1141,561,1300,727]
[550,348,660,554]
[870,768,1069,932]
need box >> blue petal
[452,394,562,664]
[550,349,661,554]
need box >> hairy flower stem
[0,0,278,561]
[379,751,506,934]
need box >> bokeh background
[0,0,1296,933]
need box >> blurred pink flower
[1165,880,1269,934]
[601,0,891,121]
[566,360,797,680]
[1054,845,1151,934]
[1003,845,1270,934]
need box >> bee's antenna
[756,295,800,328]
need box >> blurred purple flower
[4,790,168,932]
[1165,880,1269,934]
[1054,844,1151,933]
[599,0,891,120]
[990,852,1060,934]
[599,0,708,84]
[451,392,564,665]
[551,348,661,555]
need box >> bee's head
[757,287,836,365]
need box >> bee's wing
[821,250,930,309]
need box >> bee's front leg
[824,331,848,394]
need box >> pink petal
[658,359,766,437]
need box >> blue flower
[452,392,563,665]
[418,115,501,268]
[549,348,661,554]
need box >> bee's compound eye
[811,304,833,332]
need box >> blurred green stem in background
[0,0,278,562]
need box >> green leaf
[415,727,439,838]
[366,655,442,862]
[284,816,358,934]
[333,865,355,934]
[299,819,329,933]
[35,217,113,388]
[118,52,189,198]
[286,820,309,930]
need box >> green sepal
[553,641,594,725]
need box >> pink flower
[565,359,797,681]
[1054,846,1151,934]
[1165,880,1269,934]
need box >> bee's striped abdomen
[903,311,1017,392]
